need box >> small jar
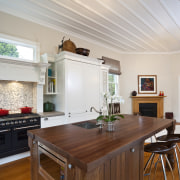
[159,91,162,96]
[162,91,164,96]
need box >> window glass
[108,74,119,96]
[0,34,38,62]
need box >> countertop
[38,111,65,117]
[28,114,175,172]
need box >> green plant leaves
[96,114,124,122]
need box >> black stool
[144,142,175,180]
[156,134,180,179]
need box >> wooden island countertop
[28,114,175,180]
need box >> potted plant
[96,93,124,131]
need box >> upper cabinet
[55,51,105,123]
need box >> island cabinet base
[67,142,144,180]
[29,137,144,180]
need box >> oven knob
[23,120,26,123]
[6,122,10,125]
[19,120,22,123]
[1,123,5,126]
[15,121,18,124]
[30,119,33,122]
[34,119,37,122]
[11,122,14,125]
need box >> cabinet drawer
[41,116,65,128]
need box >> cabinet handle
[68,113,71,118]
[130,148,135,152]
[44,117,48,121]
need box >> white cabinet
[56,51,103,124]
[41,115,65,128]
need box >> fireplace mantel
[131,96,166,118]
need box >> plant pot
[107,121,115,132]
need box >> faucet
[90,107,104,129]
[90,106,102,115]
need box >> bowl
[75,48,90,56]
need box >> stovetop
[0,113,40,121]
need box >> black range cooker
[0,113,40,158]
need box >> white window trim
[0,33,40,62]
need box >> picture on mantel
[138,75,157,94]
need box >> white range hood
[0,57,48,84]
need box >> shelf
[48,76,56,78]
[131,96,167,98]
[44,92,59,95]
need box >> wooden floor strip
[1,148,180,180]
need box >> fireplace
[131,96,165,118]
[139,103,157,117]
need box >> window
[108,74,119,96]
[0,33,39,62]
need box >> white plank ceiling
[0,0,180,53]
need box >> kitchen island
[28,114,175,180]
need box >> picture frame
[138,75,157,94]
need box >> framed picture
[138,75,157,94]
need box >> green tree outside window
[0,42,19,57]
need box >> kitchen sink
[74,121,97,129]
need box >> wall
[0,11,120,60]
[1,11,180,121]
[119,53,180,121]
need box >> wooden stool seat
[144,142,175,154]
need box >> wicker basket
[62,39,76,53]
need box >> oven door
[38,144,67,180]
[12,125,40,150]
[0,128,11,154]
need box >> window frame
[108,73,119,96]
[0,33,40,62]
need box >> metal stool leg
[174,146,180,179]
[154,155,161,180]
[165,154,174,180]
[148,154,156,180]
[144,153,154,173]
[160,154,167,180]
[176,143,180,153]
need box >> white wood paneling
[1,0,180,53]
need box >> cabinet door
[66,60,86,115]
[84,63,100,113]
[41,116,65,128]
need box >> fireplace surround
[131,96,166,118]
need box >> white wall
[0,11,120,59]
[1,11,180,121]
[119,53,180,121]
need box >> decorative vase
[132,90,137,96]
[107,121,115,132]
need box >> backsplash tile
[0,81,34,112]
